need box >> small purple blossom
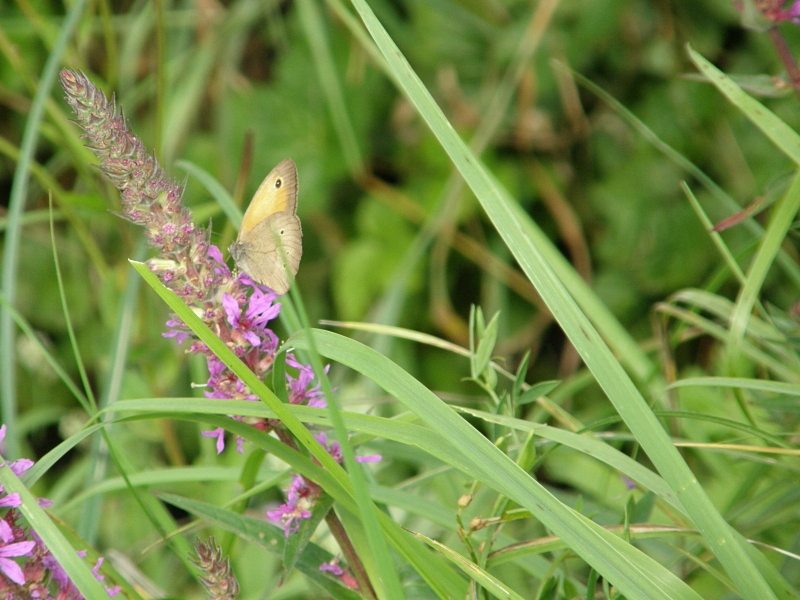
[163,317,192,345]
[201,428,227,454]
[314,432,382,465]
[286,356,327,408]
[319,560,344,576]
[0,423,120,596]
[319,558,359,590]
[314,432,342,463]
[0,540,35,585]
[266,502,313,537]
[0,428,31,478]
[778,1,800,22]
[0,494,20,509]
[266,475,317,537]
[356,454,382,463]
[62,73,373,586]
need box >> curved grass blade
[291,327,704,600]
[129,262,467,598]
[345,2,777,597]
[687,45,800,165]
[0,462,108,598]
[1,0,89,459]
[412,531,527,600]
[175,159,240,227]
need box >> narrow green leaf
[413,532,527,600]
[1,0,90,458]
[292,327,703,600]
[729,171,800,350]
[517,380,561,406]
[175,159,240,227]
[474,311,500,378]
[346,5,776,598]
[687,45,800,165]
[0,464,108,598]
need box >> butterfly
[229,159,302,295]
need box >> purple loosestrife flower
[313,432,382,465]
[266,475,317,537]
[0,540,35,585]
[62,71,377,591]
[266,436,381,535]
[60,71,329,453]
[286,356,327,408]
[0,427,119,596]
[750,0,800,23]
[319,558,359,590]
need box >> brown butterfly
[229,159,302,295]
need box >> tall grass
[2,0,800,598]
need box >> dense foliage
[2,0,800,598]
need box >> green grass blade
[681,182,747,285]
[22,423,105,487]
[0,464,108,598]
[0,292,90,407]
[129,262,466,597]
[687,45,800,166]
[571,65,800,290]
[296,0,364,177]
[129,261,346,479]
[668,376,800,395]
[79,245,146,544]
[413,532,527,600]
[1,0,89,459]
[729,171,800,349]
[292,328,703,600]
[346,2,776,597]
[175,159,241,227]
[289,260,403,595]
[108,395,798,597]
[49,202,97,414]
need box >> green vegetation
[2,0,800,598]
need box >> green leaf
[512,350,531,402]
[0,464,108,599]
[632,492,657,524]
[686,45,800,166]
[129,263,466,598]
[413,531,528,600]
[517,380,561,406]
[175,160,241,227]
[474,310,500,380]
[291,327,703,600]
[345,4,777,597]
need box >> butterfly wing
[231,211,302,294]
[238,159,299,237]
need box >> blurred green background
[3,0,800,596]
